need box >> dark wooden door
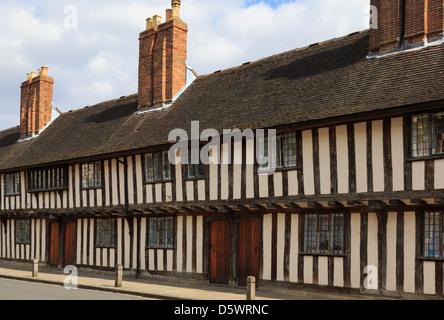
[237,220,260,287]
[49,223,60,267]
[63,222,76,267]
[209,220,230,285]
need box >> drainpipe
[398,0,406,50]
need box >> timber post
[32,259,38,278]
[246,276,256,300]
[115,264,123,287]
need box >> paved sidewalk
[0,261,388,300]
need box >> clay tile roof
[1,30,444,170]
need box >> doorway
[237,220,260,287]
[209,220,230,285]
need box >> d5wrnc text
[218,305,269,316]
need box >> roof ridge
[198,29,369,79]
[65,93,138,115]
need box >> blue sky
[0,0,369,131]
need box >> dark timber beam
[308,202,322,208]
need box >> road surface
[0,278,152,300]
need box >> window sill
[407,154,444,162]
[4,194,20,197]
[184,177,206,181]
[81,186,104,191]
[299,252,347,258]
[144,180,173,185]
[95,246,117,249]
[146,247,175,250]
[257,166,300,175]
[28,188,69,193]
[418,257,444,262]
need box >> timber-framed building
[1,0,444,298]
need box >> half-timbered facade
[1,0,444,298]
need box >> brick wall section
[369,0,403,54]
[427,0,444,39]
[370,0,444,54]
[404,0,426,45]
[138,18,188,110]
[20,73,54,139]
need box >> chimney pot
[31,72,37,79]
[172,0,181,18]
[166,9,172,21]
[41,67,48,76]
[146,17,154,30]
[153,15,162,28]
[27,73,32,81]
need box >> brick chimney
[369,0,444,55]
[138,0,188,110]
[20,67,54,139]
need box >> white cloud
[0,0,370,129]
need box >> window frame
[186,147,206,180]
[4,173,21,196]
[15,219,31,244]
[144,150,173,184]
[423,210,444,259]
[95,218,117,248]
[302,212,346,256]
[411,111,444,159]
[81,161,103,190]
[147,216,175,249]
[257,131,299,173]
[27,166,68,193]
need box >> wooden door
[49,223,60,267]
[63,222,76,267]
[237,220,260,287]
[209,220,230,285]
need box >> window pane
[162,151,171,180]
[304,214,317,253]
[412,114,430,157]
[257,136,269,169]
[284,132,297,167]
[148,218,157,247]
[95,162,102,187]
[15,220,30,244]
[331,214,344,254]
[166,217,174,248]
[317,215,330,254]
[158,218,166,247]
[82,164,89,188]
[96,219,115,247]
[425,212,440,258]
[432,112,444,155]
[276,136,283,168]
[145,153,154,182]
[153,152,162,181]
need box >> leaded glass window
[424,211,443,258]
[148,217,174,248]
[15,220,30,244]
[412,112,444,157]
[95,219,116,247]
[82,161,102,189]
[145,151,172,183]
[304,213,344,255]
[4,173,20,196]
[257,132,297,171]
[28,167,67,192]
[187,148,205,179]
